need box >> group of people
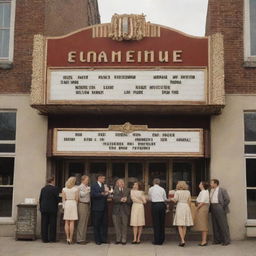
[39,175,231,247]
[171,179,230,247]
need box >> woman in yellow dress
[62,177,78,244]
[130,182,147,244]
[172,181,193,247]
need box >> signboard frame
[52,127,204,157]
[46,67,208,105]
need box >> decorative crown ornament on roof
[92,14,160,40]
[109,14,147,41]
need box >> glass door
[66,161,85,185]
[127,162,144,188]
[111,162,125,187]
[89,161,107,184]
[147,162,168,190]
[172,161,193,193]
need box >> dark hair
[211,179,219,186]
[47,177,55,184]
[96,174,105,180]
[134,181,144,191]
[201,181,209,189]
[153,178,161,185]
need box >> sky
[98,0,209,36]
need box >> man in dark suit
[210,179,231,246]
[112,179,131,245]
[91,174,109,245]
[39,177,60,243]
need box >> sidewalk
[0,237,256,256]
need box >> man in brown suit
[76,175,91,244]
[112,179,131,245]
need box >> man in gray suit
[112,179,131,245]
[210,179,231,246]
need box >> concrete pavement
[0,237,256,256]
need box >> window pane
[244,112,256,141]
[0,187,13,217]
[128,162,143,188]
[173,162,192,190]
[246,159,256,187]
[68,162,84,185]
[148,163,167,189]
[112,162,125,179]
[0,3,11,27]
[89,162,106,184]
[250,0,256,55]
[0,29,9,58]
[0,144,15,153]
[247,189,256,219]
[0,112,16,140]
[245,145,256,154]
[0,157,14,185]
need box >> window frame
[245,157,256,221]
[244,0,256,61]
[244,111,256,222]
[0,110,16,220]
[0,0,16,63]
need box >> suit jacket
[112,187,131,216]
[91,182,108,212]
[218,187,230,213]
[39,184,60,214]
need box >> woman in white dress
[193,181,210,246]
[62,177,78,244]
[130,182,147,244]
[172,181,193,247]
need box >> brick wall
[0,0,45,93]
[0,0,100,94]
[206,0,256,94]
[45,0,90,37]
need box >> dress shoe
[77,241,87,245]
[222,242,230,246]
[212,241,221,245]
[122,242,127,245]
[115,241,121,244]
[152,242,162,245]
[96,242,101,245]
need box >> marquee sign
[48,69,206,103]
[31,14,225,113]
[53,124,204,157]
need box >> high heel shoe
[178,242,185,247]
[199,242,208,246]
[67,239,71,245]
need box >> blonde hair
[176,181,189,190]
[65,176,76,189]
[81,175,89,182]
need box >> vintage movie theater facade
[29,13,226,232]
[31,14,224,194]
